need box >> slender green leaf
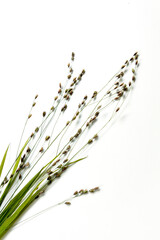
[0,169,42,225]
[0,139,29,207]
[0,145,10,177]
[0,182,38,238]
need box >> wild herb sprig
[0,52,139,238]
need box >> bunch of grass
[0,52,139,238]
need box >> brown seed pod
[43,111,46,117]
[95,111,99,117]
[66,121,70,126]
[45,136,50,141]
[63,159,68,163]
[26,147,31,153]
[32,102,36,107]
[78,128,82,134]
[135,54,139,60]
[35,94,38,99]
[93,134,98,139]
[30,133,34,138]
[125,60,129,66]
[51,106,55,112]
[65,201,71,205]
[116,107,120,112]
[114,97,120,101]
[28,114,32,119]
[58,89,62,94]
[73,191,78,195]
[39,147,44,153]
[67,145,71,151]
[88,139,93,144]
[35,127,39,133]
[72,116,76,121]
[132,76,136,82]
[54,96,58,101]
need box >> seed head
[133,52,138,56]
[54,96,58,101]
[58,89,62,94]
[78,128,82,134]
[61,104,67,112]
[35,127,39,133]
[39,147,44,153]
[66,95,70,101]
[26,147,31,153]
[95,111,99,117]
[92,91,98,98]
[45,136,50,141]
[82,69,85,75]
[88,139,93,144]
[72,115,76,121]
[74,191,78,195]
[35,94,38,99]
[51,106,55,111]
[43,111,46,117]
[30,132,34,138]
[67,145,71,151]
[93,134,98,140]
[70,68,73,73]
[28,114,32,119]
[32,102,36,107]
[120,72,124,77]
[125,60,129,66]
[65,201,71,205]
[63,159,68,163]
[135,54,139,60]
[116,107,120,112]
[132,76,136,82]
[66,121,70,126]
[47,170,53,175]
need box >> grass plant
[0,52,139,238]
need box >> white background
[0,0,160,239]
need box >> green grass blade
[0,139,29,207]
[0,169,42,225]
[0,182,39,238]
[0,145,10,177]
